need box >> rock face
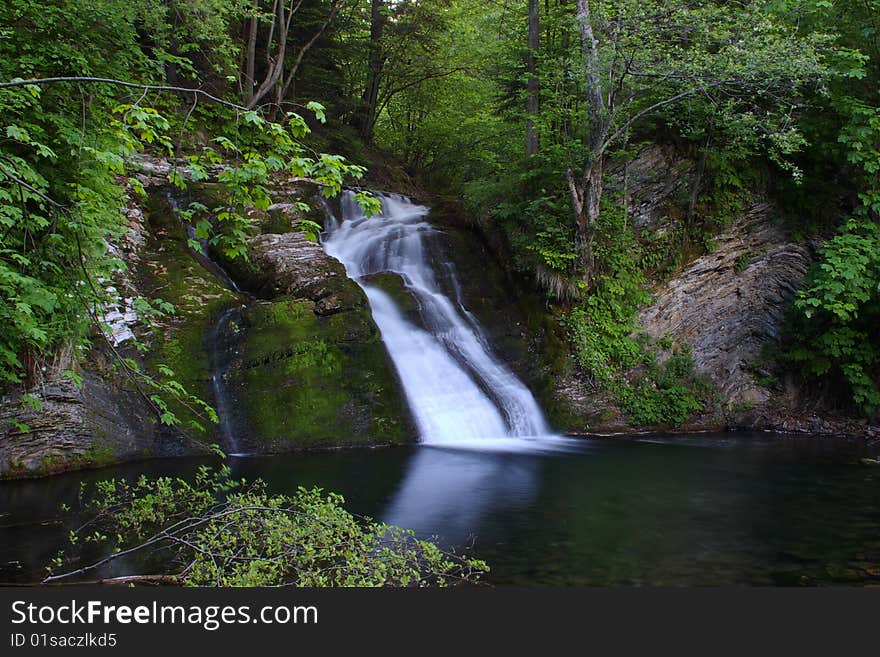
[546,145,875,437]
[215,233,412,452]
[0,176,413,478]
[608,143,695,231]
[246,233,363,314]
[0,369,205,478]
[638,202,811,408]
[1,187,231,479]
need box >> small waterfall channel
[163,190,247,455]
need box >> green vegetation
[786,216,880,414]
[235,298,410,448]
[4,0,878,429]
[1,0,879,588]
[0,0,374,433]
[47,464,487,586]
[778,1,880,416]
[353,0,880,422]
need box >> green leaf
[306,101,326,123]
[61,369,84,387]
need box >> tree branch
[603,82,724,151]
[0,77,249,112]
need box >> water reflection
[382,447,538,542]
[382,435,589,542]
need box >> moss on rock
[225,297,412,450]
[361,273,422,325]
[138,193,237,437]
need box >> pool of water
[1,432,878,585]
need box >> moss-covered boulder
[361,273,422,325]
[221,295,412,451]
[142,194,412,453]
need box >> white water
[323,191,552,446]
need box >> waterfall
[323,191,551,445]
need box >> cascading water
[323,191,552,446]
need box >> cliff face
[0,372,199,478]
[637,202,811,410]
[0,184,217,478]
[545,144,878,438]
[0,165,412,479]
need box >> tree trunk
[359,0,386,142]
[244,0,259,105]
[526,0,540,156]
[571,0,606,275]
[278,1,342,108]
[247,0,289,110]
[572,159,602,273]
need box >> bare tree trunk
[571,0,607,275]
[247,0,291,109]
[526,0,540,156]
[277,0,343,107]
[359,0,386,142]
[568,157,603,274]
[244,0,259,105]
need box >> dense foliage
[2,0,878,424]
[47,464,487,586]
[0,0,374,429]
[355,0,880,421]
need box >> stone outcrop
[638,202,812,408]
[608,143,695,231]
[0,369,206,478]
[246,232,362,314]
[549,144,876,437]
[213,232,412,453]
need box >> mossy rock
[138,192,238,437]
[222,297,413,451]
[361,273,422,325]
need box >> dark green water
[1,432,878,585]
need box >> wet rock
[0,373,206,479]
[361,273,423,325]
[218,297,413,452]
[200,219,413,451]
[0,186,236,479]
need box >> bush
[616,349,705,426]
[561,198,708,427]
[47,465,488,587]
[784,216,880,416]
